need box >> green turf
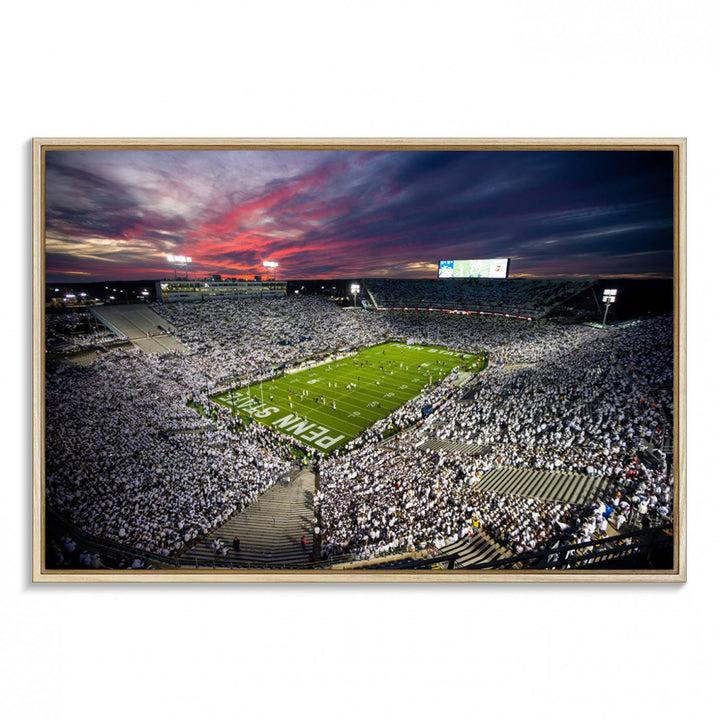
[211,342,484,453]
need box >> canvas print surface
[36,141,682,579]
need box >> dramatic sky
[44,149,674,282]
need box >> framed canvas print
[32,138,686,582]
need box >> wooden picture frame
[32,138,686,582]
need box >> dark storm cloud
[44,148,675,281]
[46,153,191,244]
[296,150,674,276]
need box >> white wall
[3,2,715,718]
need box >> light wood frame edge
[31,137,687,583]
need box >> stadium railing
[364,524,674,571]
[46,506,182,569]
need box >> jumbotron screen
[438,258,510,279]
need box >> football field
[212,342,484,453]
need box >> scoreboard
[438,258,510,279]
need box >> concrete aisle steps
[179,470,317,568]
[434,531,509,568]
[474,466,610,506]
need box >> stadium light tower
[351,283,360,308]
[263,260,279,280]
[601,288,618,328]
[167,254,191,280]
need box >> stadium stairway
[453,371,476,387]
[90,305,187,354]
[417,437,609,507]
[417,438,493,455]
[473,466,610,506]
[434,530,511,569]
[361,530,510,570]
[178,470,317,568]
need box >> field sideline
[212,342,484,452]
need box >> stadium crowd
[316,439,599,560]
[46,311,121,353]
[316,316,673,558]
[45,293,674,564]
[419,317,674,519]
[46,351,295,556]
[46,532,150,570]
[150,295,599,391]
[365,277,593,317]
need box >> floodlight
[350,283,360,307]
[167,254,191,279]
[603,288,617,304]
[263,260,279,269]
[601,289,618,328]
[168,254,191,265]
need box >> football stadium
[40,145,678,575]
[44,274,675,572]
